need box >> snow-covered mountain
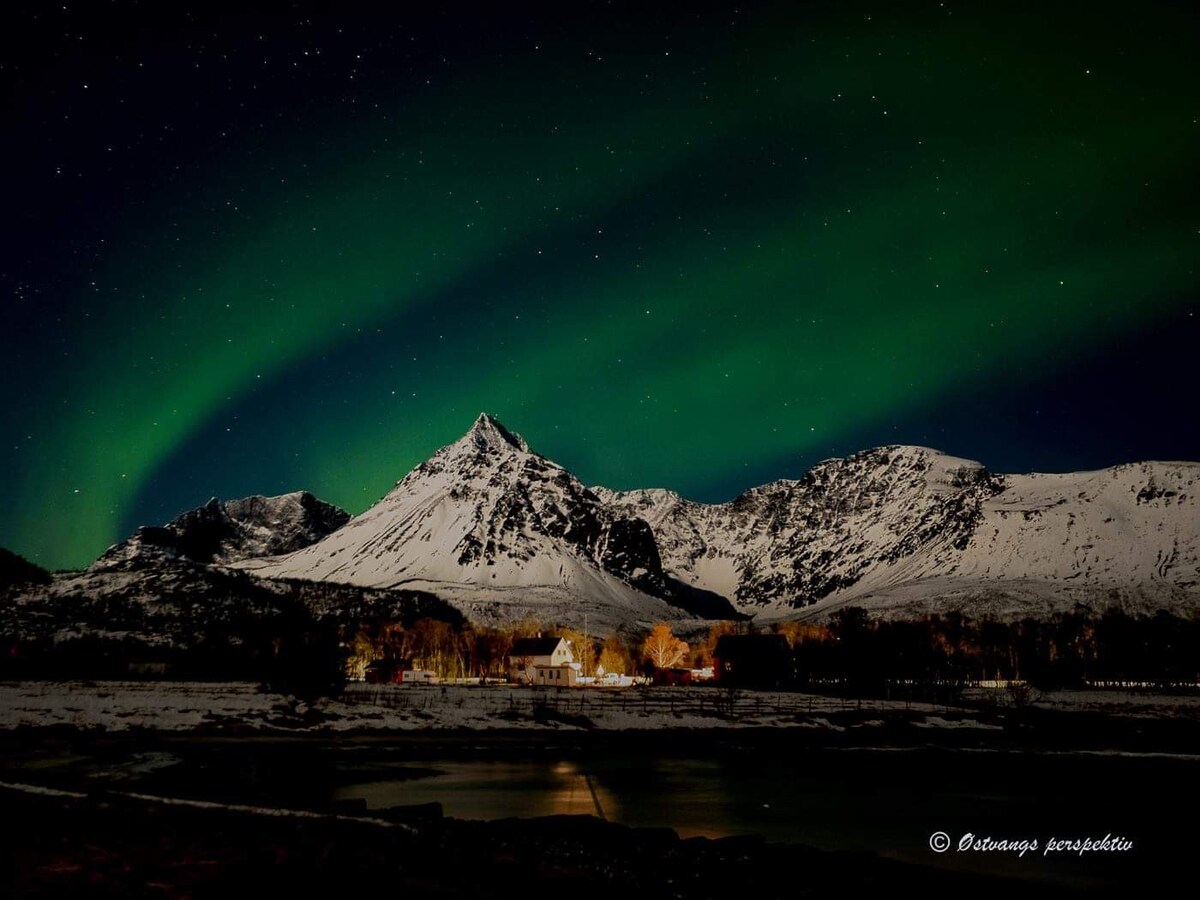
[95,491,350,568]
[600,446,1200,621]
[237,415,730,632]
[237,415,1199,625]
[596,446,1002,610]
[9,413,1195,636]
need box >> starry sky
[2,1,1197,570]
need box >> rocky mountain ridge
[6,414,1198,632]
[237,414,1200,624]
[94,491,350,568]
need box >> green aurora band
[2,3,1197,569]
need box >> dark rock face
[661,577,743,620]
[94,492,350,568]
[598,517,665,595]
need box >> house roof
[510,636,565,657]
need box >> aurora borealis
[2,2,1197,570]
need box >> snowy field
[2,680,1196,734]
[977,688,1200,719]
[0,681,1014,733]
[0,682,287,732]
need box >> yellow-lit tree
[775,621,834,647]
[345,628,379,681]
[643,622,689,670]
[598,634,632,675]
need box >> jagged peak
[92,489,349,570]
[457,412,530,454]
[192,491,329,517]
[811,444,987,472]
[230,490,322,507]
[845,444,961,461]
[593,485,683,506]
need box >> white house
[508,636,574,683]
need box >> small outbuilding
[364,658,413,684]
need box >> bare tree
[643,622,689,670]
[557,626,596,675]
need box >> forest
[4,597,1197,696]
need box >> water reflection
[328,749,1193,888]
[334,759,620,823]
[336,756,782,842]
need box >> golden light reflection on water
[545,760,618,820]
[335,760,623,824]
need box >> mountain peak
[93,491,350,569]
[462,412,530,454]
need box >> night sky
[2,1,1197,570]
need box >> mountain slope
[237,415,711,630]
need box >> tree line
[349,607,1200,691]
[6,596,1196,695]
[780,607,1200,691]
[346,618,737,680]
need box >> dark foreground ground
[3,697,1195,898]
[3,782,1084,900]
